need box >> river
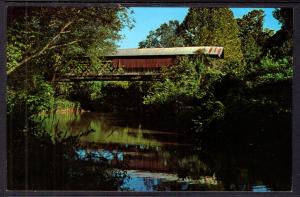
[40,110,288,191]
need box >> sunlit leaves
[143,57,204,105]
[236,10,273,64]
[139,20,184,48]
[180,8,244,66]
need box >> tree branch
[48,40,81,50]
[7,20,74,75]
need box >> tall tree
[179,8,244,66]
[139,20,184,48]
[237,10,274,64]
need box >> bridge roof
[107,46,223,58]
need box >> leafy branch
[7,20,74,75]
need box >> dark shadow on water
[7,109,291,191]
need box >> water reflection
[41,111,175,147]
[75,149,124,161]
[41,110,282,191]
[252,185,271,192]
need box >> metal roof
[107,46,224,57]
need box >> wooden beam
[56,73,163,82]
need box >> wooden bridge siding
[111,56,176,70]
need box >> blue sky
[118,8,281,49]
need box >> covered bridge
[59,46,223,81]
[107,46,224,72]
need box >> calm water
[40,110,284,191]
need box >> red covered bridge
[60,46,224,81]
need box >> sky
[118,8,281,49]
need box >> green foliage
[6,6,134,133]
[6,87,18,114]
[264,8,293,59]
[237,10,266,45]
[179,8,244,66]
[88,81,106,100]
[142,56,228,134]
[237,10,274,64]
[7,6,133,83]
[240,36,262,64]
[143,57,203,105]
[27,76,55,113]
[7,76,55,115]
[139,20,184,48]
[192,100,225,134]
[6,43,23,72]
[54,98,79,110]
[246,56,293,85]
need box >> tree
[237,10,264,64]
[139,20,184,48]
[7,7,133,86]
[179,8,244,66]
[273,8,293,33]
[264,8,293,59]
[6,7,133,190]
[237,10,274,64]
[237,10,265,45]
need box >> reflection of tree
[166,148,213,179]
[67,159,129,190]
[7,115,129,190]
